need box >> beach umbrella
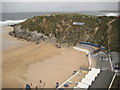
[64,84,69,87]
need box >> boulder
[9,25,50,43]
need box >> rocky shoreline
[9,25,56,44]
[9,25,71,48]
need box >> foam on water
[99,13,119,16]
[0,19,26,26]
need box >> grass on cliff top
[20,13,103,40]
[109,19,120,52]
[20,13,99,31]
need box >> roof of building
[80,67,90,71]
[89,70,115,89]
[84,68,100,81]
[81,78,93,85]
[77,82,89,88]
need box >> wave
[98,13,119,16]
[0,19,26,26]
[104,13,119,16]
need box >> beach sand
[2,26,27,51]
[2,26,89,88]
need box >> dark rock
[9,31,14,36]
[9,25,50,43]
[56,44,61,48]
[36,42,40,44]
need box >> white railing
[108,73,116,90]
[108,52,114,71]
[73,46,91,69]
[57,70,81,88]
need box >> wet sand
[2,26,89,88]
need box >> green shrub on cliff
[19,13,119,52]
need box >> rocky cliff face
[9,13,119,52]
[9,25,55,43]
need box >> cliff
[9,13,119,52]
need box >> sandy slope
[2,26,89,88]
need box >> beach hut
[91,68,100,73]
[77,82,89,88]
[81,78,93,85]
[80,67,90,74]
[85,74,96,81]
[88,68,100,77]
[87,71,98,77]
[85,68,100,81]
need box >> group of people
[26,80,43,90]
[25,70,77,89]
[25,80,60,89]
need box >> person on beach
[30,83,32,86]
[36,86,38,90]
[56,82,59,88]
[39,80,42,88]
[40,80,42,83]
[73,71,76,75]
[26,84,31,90]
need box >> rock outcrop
[9,25,54,43]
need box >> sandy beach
[2,26,89,88]
[2,26,27,51]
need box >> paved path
[74,44,112,70]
